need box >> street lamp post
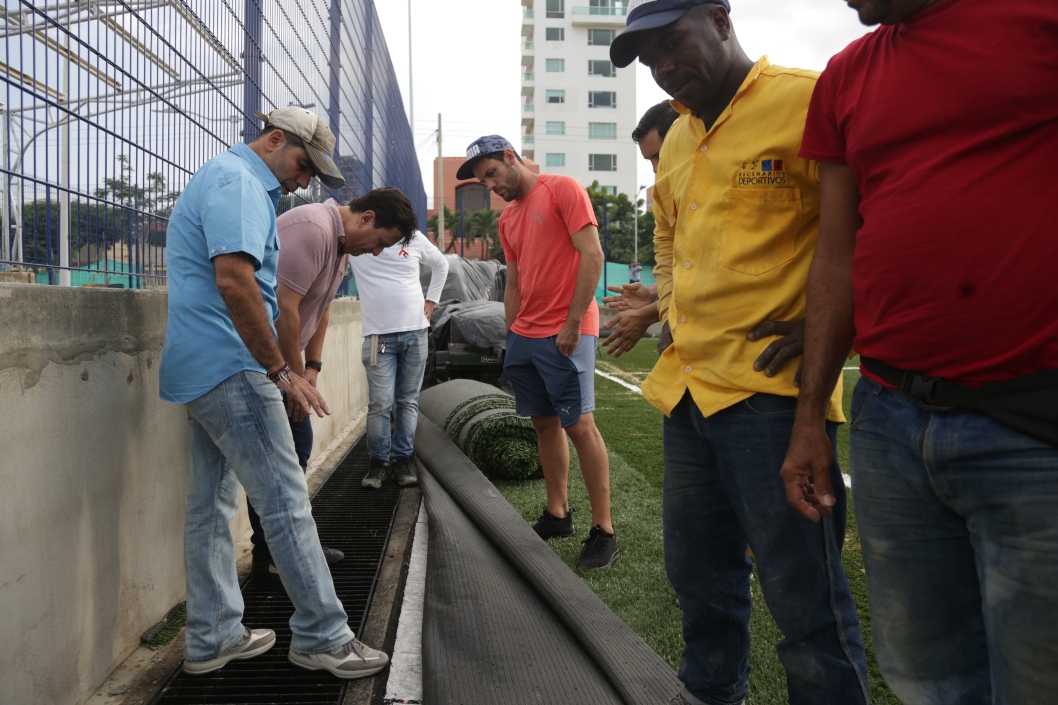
[633,184,646,264]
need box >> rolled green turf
[419,379,541,481]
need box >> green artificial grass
[494,340,898,704]
[443,392,542,481]
[145,603,186,649]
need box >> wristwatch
[305,360,323,372]
[267,363,292,386]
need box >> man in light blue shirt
[160,107,390,679]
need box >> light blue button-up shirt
[159,142,282,403]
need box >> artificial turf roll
[419,379,541,481]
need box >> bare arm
[214,254,329,419]
[303,304,330,387]
[276,283,306,375]
[780,162,861,521]
[505,260,521,331]
[557,224,604,356]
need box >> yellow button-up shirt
[643,57,844,422]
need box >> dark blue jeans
[664,393,868,705]
[850,377,1058,705]
[248,414,313,561]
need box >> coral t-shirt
[499,174,600,338]
[800,0,1058,385]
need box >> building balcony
[523,103,535,113]
[522,135,535,144]
[523,72,535,82]
[523,9,534,19]
[571,6,627,25]
[522,41,534,52]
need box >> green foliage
[586,181,656,267]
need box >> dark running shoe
[577,525,620,570]
[253,546,344,585]
[362,458,388,489]
[322,546,344,564]
[532,506,576,539]
[392,457,418,487]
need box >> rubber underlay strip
[150,435,401,705]
[414,415,680,705]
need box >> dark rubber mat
[415,416,680,705]
[151,435,401,705]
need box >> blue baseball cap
[610,0,731,68]
[456,135,516,180]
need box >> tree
[465,209,501,258]
[427,205,460,248]
[585,181,656,267]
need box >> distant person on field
[248,187,418,585]
[612,2,869,704]
[353,227,448,490]
[601,100,678,357]
[782,1,1058,703]
[628,259,642,283]
[159,107,389,679]
[460,135,619,571]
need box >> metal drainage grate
[152,436,403,705]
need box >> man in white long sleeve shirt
[352,229,449,488]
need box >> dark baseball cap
[456,135,516,181]
[610,0,731,68]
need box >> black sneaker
[362,458,388,489]
[392,457,418,487]
[577,525,620,570]
[253,545,344,585]
[532,506,576,539]
[322,546,344,564]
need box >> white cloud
[374,0,872,206]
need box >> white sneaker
[182,628,276,675]
[288,637,390,679]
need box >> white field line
[383,503,428,705]
[594,368,642,393]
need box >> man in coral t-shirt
[458,135,619,570]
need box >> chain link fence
[0,0,426,288]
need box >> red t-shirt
[801,0,1058,386]
[500,174,600,338]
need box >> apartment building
[520,0,639,198]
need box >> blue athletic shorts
[503,331,597,428]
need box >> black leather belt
[861,357,1058,447]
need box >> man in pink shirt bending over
[248,187,418,584]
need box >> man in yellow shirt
[610,3,867,704]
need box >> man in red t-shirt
[458,135,619,571]
[782,1,1058,702]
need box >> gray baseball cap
[610,0,731,68]
[456,135,516,180]
[254,107,345,189]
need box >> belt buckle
[902,374,955,412]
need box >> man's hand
[556,320,581,356]
[424,300,436,322]
[780,422,837,522]
[602,282,656,312]
[657,321,673,355]
[602,304,656,357]
[303,367,319,389]
[278,373,330,422]
[749,320,805,383]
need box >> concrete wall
[0,284,366,705]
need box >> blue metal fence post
[242,0,263,143]
[327,0,343,200]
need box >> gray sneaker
[182,628,276,675]
[362,458,388,489]
[288,637,390,679]
[392,457,418,487]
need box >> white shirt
[349,231,449,336]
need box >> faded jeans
[183,371,352,660]
[664,393,868,705]
[849,377,1058,705]
[361,328,429,463]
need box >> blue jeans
[183,371,352,660]
[361,328,428,463]
[849,377,1058,705]
[664,393,868,705]
[247,414,313,561]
